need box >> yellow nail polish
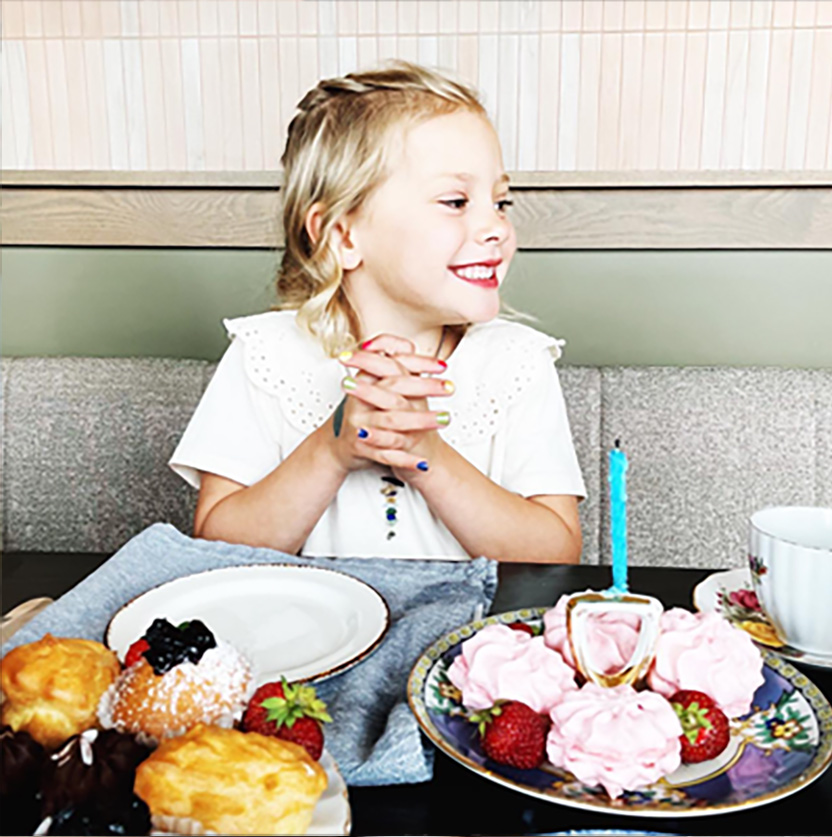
[342,376,357,391]
[443,380,456,394]
[338,350,354,362]
[437,411,451,426]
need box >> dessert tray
[693,568,832,670]
[106,565,390,685]
[408,609,832,818]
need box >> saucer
[693,568,832,670]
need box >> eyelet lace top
[223,311,565,449]
[169,311,585,560]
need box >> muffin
[98,619,253,743]
[1,634,120,747]
[134,724,327,835]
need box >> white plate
[693,567,832,670]
[309,750,352,836]
[106,565,390,684]
[151,749,351,836]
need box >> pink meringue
[546,683,682,799]
[648,608,764,718]
[543,591,642,674]
[447,624,577,714]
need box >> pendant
[381,474,405,540]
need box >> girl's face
[342,109,516,341]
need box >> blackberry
[142,618,216,674]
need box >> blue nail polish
[417,460,429,472]
[357,428,369,439]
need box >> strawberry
[124,638,150,668]
[670,689,730,764]
[241,678,332,761]
[470,701,550,770]
[506,622,536,636]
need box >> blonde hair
[276,61,487,356]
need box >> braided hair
[276,61,486,356]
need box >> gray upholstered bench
[2,357,830,569]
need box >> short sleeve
[500,350,586,500]
[168,338,281,489]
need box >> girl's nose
[476,208,512,245]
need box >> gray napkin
[5,523,498,786]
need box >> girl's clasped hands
[332,335,453,477]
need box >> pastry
[447,623,577,714]
[647,608,765,717]
[35,728,152,836]
[545,682,682,799]
[134,723,328,836]
[1,634,120,748]
[0,724,46,835]
[98,618,253,742]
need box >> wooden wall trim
[3,170,831,189]
[2,171,830,249]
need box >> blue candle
[609,440,629,594]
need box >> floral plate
[693,568,832,670]
[407,609,832,818]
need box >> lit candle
[609,439,629,594]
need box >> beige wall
[3,0,831,173]
[3,246,831,368]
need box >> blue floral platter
[407,608,832,818]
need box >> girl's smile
[448,258,503,289]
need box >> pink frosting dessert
[447,624,577,714]
[546,683,682,799]
[542,591,642,674]
[648,608,764,717]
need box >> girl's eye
[496,199,514,212]
[441,198,468,210]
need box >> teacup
[748,506,832,657]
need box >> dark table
[3,556,830,836]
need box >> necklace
[381,325,447,541]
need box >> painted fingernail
[417,461,429,472]
[436,359,448,369]
[338,350,354,362]
[357,428,369,439]
[342,376,357,391]
[442,380,455,394]
[360,339,374,350]
[436,412,451,426]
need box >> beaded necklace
[382,325,447,541]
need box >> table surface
[3,555,830,837]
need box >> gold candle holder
[565,591,664,688]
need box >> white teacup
[748,506,832,657]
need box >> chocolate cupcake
[35,728,152,836]
[0,724,46,835]
[36,793,151,836]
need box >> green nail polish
[342,376,357,391]
[437,411,451,426]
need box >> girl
[170,61,585,563]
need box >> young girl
[170,61,585,563]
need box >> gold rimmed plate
[408,609,832,817]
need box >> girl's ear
[304,203,362,271]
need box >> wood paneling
[3,171,830,249]
[2,1,830,174]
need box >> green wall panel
[2,247,830,367]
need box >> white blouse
[169,311,586,560]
